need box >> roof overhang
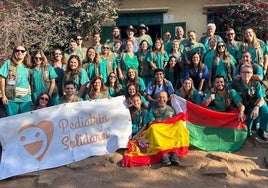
[118,7,168,14]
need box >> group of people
[0,23,268,166]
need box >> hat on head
[125,25,137,33]
[138,24,149,32]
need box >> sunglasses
[15,49,26,53]
[40,96,49,101]
[54,52,62,56]
[218,45,225,48]
[102,47,110,49]
[34,57,43,61]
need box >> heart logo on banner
[18,120,54,161]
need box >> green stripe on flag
[186,122,248,152]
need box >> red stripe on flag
[186,101,247,129]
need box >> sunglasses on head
[40,96,49,101]
[15,49,26,53]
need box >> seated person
[173,77,201,105]
[201,75,245,122]
[229,63,268,141]
[144,91,179,166]
[60,80,82,103]
[125,83,149,109]
[87,76,109,100]
[129,94,148,139]
[35,92,51,110]
[145,68,174,107]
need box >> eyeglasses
[241,71,253,74]
[218,45,225,48]
[227,33,235,36]
[54,52,62,56]
[102,47,110,50]
[34,57,43,61]
[40,97,49,101]
[15,49,26,53]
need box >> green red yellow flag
[123,96,248,167]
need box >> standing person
[137,24,153,48]
[106,26,122,51]
[87,76,109,100]
[75,35,87,62]
[137,40,153,86]
[164,55,182,90]
[175,26,188,49]
[229,63,268,141]
[99,44,117,84]
[169,39,183,64]
[163,31,173,54]
[92,32,102,54]
[145,68,174,107]
[30,50,58,105]
[113,39,122,59]
[35,92,51,110]
[51,48,67,97]
[204,37,218,89]
[184,52,209,96]
[201,75,246,120]
[0,44,32,116]
[122,25,139,53]
[144,91,178,166]
[199,23,223,51]
[129,94,148,139]
[82,47,101,82]
[106,72,122,97]
[238,28,268,74]
[148,38,169,70]
[64,55,89,99]
[64,40,81,61]
[117,39,139,81]
[210,42,237,87]
[225,28,242,62]
[183,30,206,65]
[59,80,82,104]
[173,77,201,105]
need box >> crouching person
[144,91,179,166]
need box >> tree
[0,0,118,61]
[213,0,268,40]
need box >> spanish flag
[122,113,190,167]
[122,95,248,167]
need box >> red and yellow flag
[122,113,189,167]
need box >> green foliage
[0,0,118,60]
[213,0,268,40]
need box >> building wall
[112,0,228,39]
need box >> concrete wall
[113,0,228,39]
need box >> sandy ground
[0,136,267,188]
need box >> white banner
[0,96,131,180]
